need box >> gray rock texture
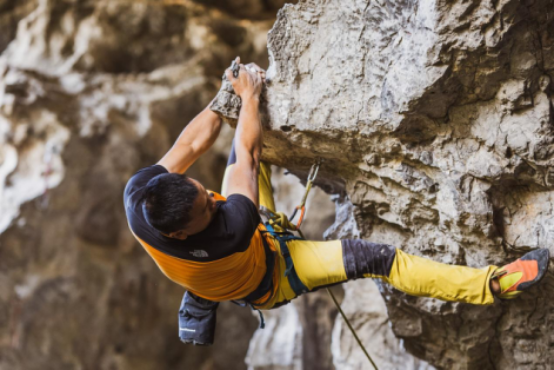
[214,0,554,369]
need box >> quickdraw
[289,158,320,230]
[260,159,322,236]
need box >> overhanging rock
[217,0,554,368]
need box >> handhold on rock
[210,59,268,128]
[210,60,242,127]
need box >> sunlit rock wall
[245,0,554,369]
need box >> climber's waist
[241,228,277,305]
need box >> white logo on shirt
[190,250,209,258]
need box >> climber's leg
[341,241,549,303]
[257,238,347,309]
[221,139,275,211]
[263,239,500,308]
[381,247,497,305]
[342,239,497,305]
[258,161,275,213]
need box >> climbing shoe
[492,248,550,299]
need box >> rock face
[239,0,554,369]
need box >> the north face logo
[190,250,209,258]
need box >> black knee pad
[341,239,396,279]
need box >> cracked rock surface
[215,0,554,369]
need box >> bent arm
[157,106,222,174]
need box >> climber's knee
[341,239,396,279]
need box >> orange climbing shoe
[492,249,550,299]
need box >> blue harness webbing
[236,223,310,329]
[262,223,309,296]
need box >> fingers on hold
[225,68,234,80]
[238,64,248,76]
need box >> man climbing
[124,57,549,345]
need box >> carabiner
[307,158,321,183]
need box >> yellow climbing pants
[222,150,497,309]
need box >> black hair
[141,173,199,234]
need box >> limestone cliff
[248,1,554,369]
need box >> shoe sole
[517,248,550,291]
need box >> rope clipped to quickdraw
[264,159,379,370]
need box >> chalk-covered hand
[225,57,263,101]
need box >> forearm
[221,58,264,206]
[234,97,262,166]
[158,106,222,173]
[177,107,221,154]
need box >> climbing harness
[263,223,309,296]
[263,159,379,370]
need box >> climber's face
[167,179,217,240]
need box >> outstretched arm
[157,104,222,174]
[224,58,265,207]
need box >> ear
[168,230,188,240]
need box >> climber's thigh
[221,140,275,211]
[287,239,347,290]
[258,162,275,213]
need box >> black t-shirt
[124,165,261,262]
